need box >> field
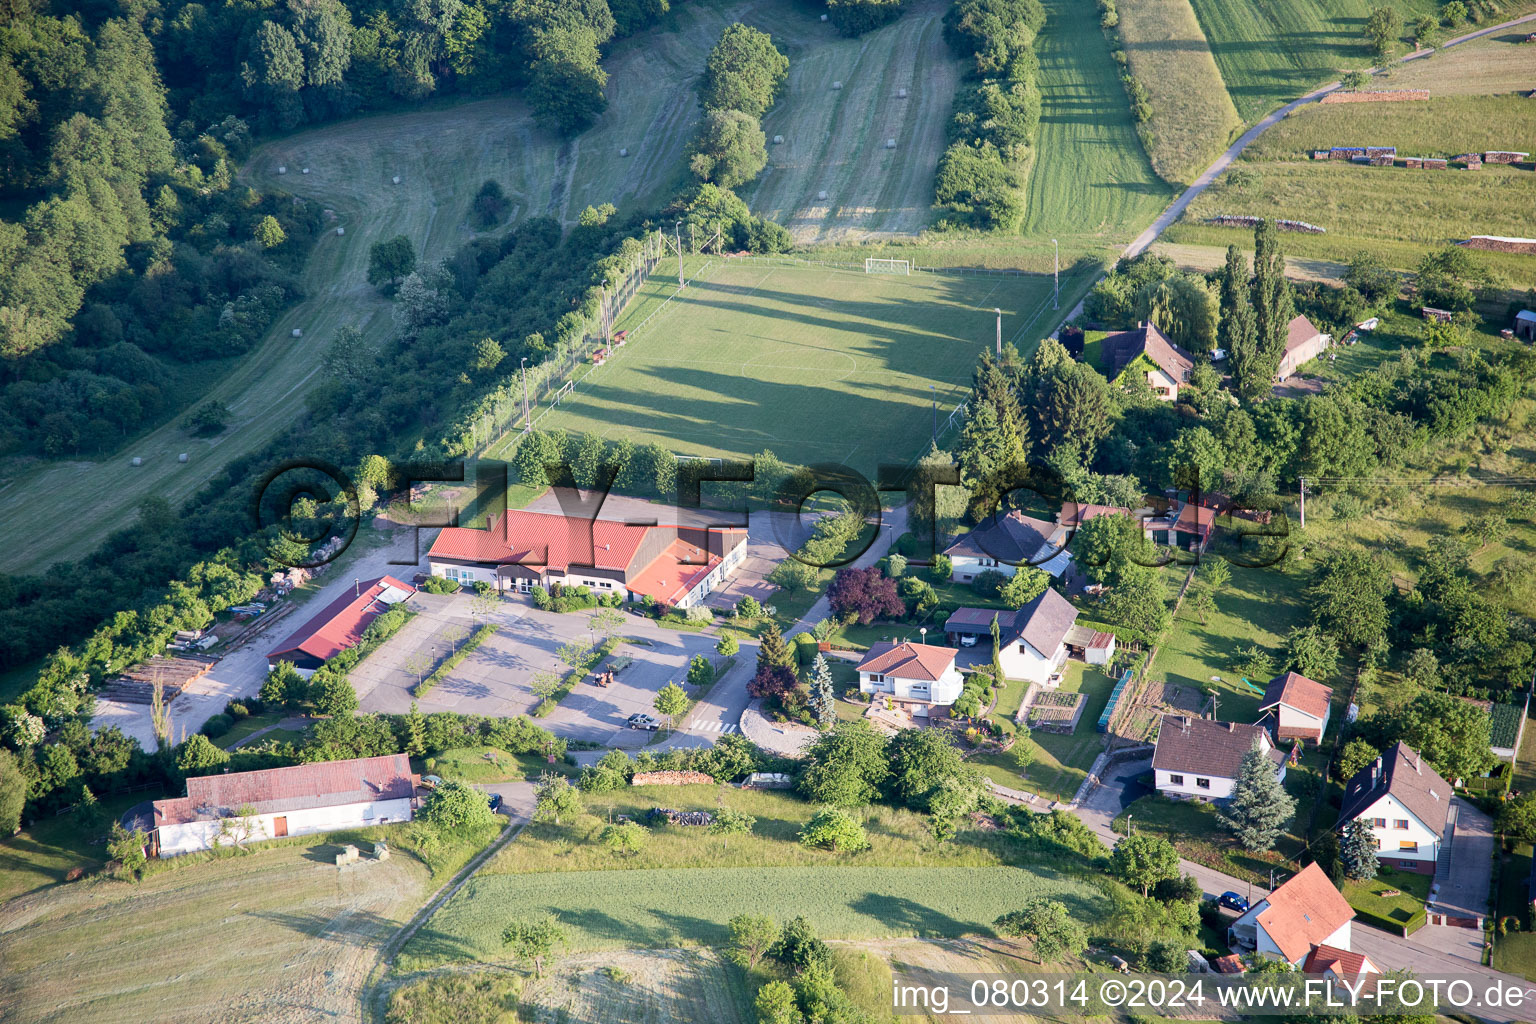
[520,258,1058,474]
[0,0,966,576]
[1185,0,1446,120]
[1115,0,1245,184]
[1382,31,1536,94]
[1021,0,1177,244]
[1244,95,1536,161]
[747,0,964,242]
[0,828,430,1024]
[400,864,1103,965]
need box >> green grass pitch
[530,258,1059,474]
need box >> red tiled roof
[626,536,721,606]
[1056,503,1135,529]
[1173,501,1217,536]
[1260,671,1333,721]
[857,641,957,681]
[153,754,416,825]
[1255,863,1354,963]
[267,576,414,663]
[1303,943,1376,978]
[430,510,650,571]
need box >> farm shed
[1276,314,1330,381]
[150,754,418,857]
[266,575,415,676]
[1515,310,1536,341]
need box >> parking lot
[353,592,722,747]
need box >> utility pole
[929,384,937,444]
[1052,238,1060,310]
[994,308,1002,357]
[520,356,531,429]
[675,220,685,289]
[1298,476,1306,528]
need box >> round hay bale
[392,175,401,184]
[336,226,345,236]
[301,167,310,174]
[178,453,189,464]
[886,138,896,149]
[130,457,142,467]
[277,165,287,174]
[291,328,303,338]
[773,135,784,144]
[820,12,828,19]
[832,81,842,90]
[817,190,828,201]
[897,88,908,98]
[619,147,629,157]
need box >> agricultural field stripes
[1382,29,1536,94]
[402,864,1104,961]
[1020,0,1176,244]
[1114,0,1245,185]
[527,260,1056,474]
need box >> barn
[150,754,419,857]
[266,576,415,676]
[1275,314,1330,381]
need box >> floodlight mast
[1053,238,1060,310]
[995,308,1002,357]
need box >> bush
[798,807,871,852]
[419,575,461,595]
[200,713,234,738]
[827,0,906,35]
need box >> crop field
[0,0,962,576]
[1115,0,1245,184]
[523,258,1059,474]
[1021,0,1177,245]
[1185,0,1446,120]
[747,0,964,242]
[400,864,1103,965]
[0,829,428,1024]
[1245,95,1536,161]
[1164,162,1536,283]
[1383,31,1536,94]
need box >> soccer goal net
[864,258,911,275]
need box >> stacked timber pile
[1320,89,1429,103]
[630,770,715,786]
[98,655,217,705]
[1207,214,1325,234]
[1462,236,1536,255]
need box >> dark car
[627,713,660,731]
[1218,891,1249,913]
[487,792,503,812]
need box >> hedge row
[414,624,498,698]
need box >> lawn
[1342,866,1431,932]
[422,746,530,784]
[1021,0,1177,245]
[1112,794,1293,885]
[1185,0,1446,121]
[1494,932,1536,983]
[0,792,153,904]
[209,711,292,749]
[522,258,1055,478]
[401,864,1106,964]
[973,661,1117,804]
[0,823,435,1023]
[1151,560,1314,726]
[1114,0,1244,184]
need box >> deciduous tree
[994,898,1087,964]
[1111,833,1181,897]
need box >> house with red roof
[267,576,416,676]
[1229,862,1355,967]
[428,509,747,610]
[1257,671,1333,743]
[856,642,963,718]
[151,754,418,857]
[1302,944,1379,983]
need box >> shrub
[798,807,871,852]
[419,575,461,595]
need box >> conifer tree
[1340,818,1380,881]
[1218,737,1296,851]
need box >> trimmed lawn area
[421,746,529,784]
[973,662,1116,803]
[1112,794,1292,886]
[0,792,157,904]
[210,711,290,749]
[1494,933,1536,983]
[402,864,1106,963]
[1342,867,1431,933]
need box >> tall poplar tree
[1250,220,1295,390]
[1218,245,1262,401]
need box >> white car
[958,634,979,648]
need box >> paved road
[1079,759,1536,1021]
[1120,10,1536,261]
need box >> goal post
[864,257,911,275]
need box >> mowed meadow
[526,259,1057,474]
[1114,0,1244,184]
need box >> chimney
[486,515,494,530]
[354,578,360,596]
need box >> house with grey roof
[944,510,1072,583]
[1337,742,1450,874]
[940,588,1087,685]
[1152,714,1285,801]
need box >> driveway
[1432,799,1494,923]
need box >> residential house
[1302,944,1380,983]
[1101,321,1195,400]
[150,754,418,857]
[1228,862,1355,966]
[1152,714,1286,801]
[1257,671,1334,744]
[267,576,416,677]
[941,588,1092,684]
[428,508,747,609]
[945,510,1072,582]
[856,642,964,718]
[1337,742,1450,874]
[1276,314,1331,381]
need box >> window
[1372,817,1387,828]
[1169,774,1185,786]
[1374,838,1383,849]
[1196,778,1211,790]
[1394,819,1409,830]
[1400,860,1417,868]
[1398,841,1418,852]
[870,674,884,683]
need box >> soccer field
[528,258,1060,473]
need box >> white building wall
[157,796,414,858]
[950,553,1019,583]
[1277,703,1329,740]
[998,640,1067,685]
[858,666,964,708]
[1353,794,1441,867]
[1156,767,1238,801]
[431,561,500,587]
